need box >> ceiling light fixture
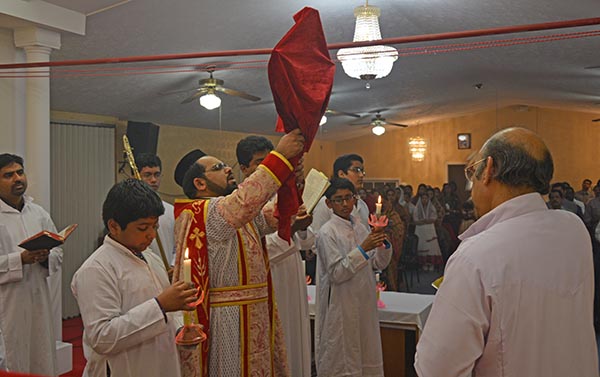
[372,124,386,136]
[408,137,427,161]
[337,1,398,82]
[199,91,221,110]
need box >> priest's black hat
[174,149,206,187]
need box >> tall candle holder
[368,214,388,310]
[368,213,388,229]
[176,288,207,346]
[376,281,387,309]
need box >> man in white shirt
[415,128,598,377]
[136,153,176,266]
[0,154,62,375]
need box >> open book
[18,224,78,251]
[431,276,444,290]
[302,168,330,214]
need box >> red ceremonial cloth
[268,7,335,242]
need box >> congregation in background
[1,126,599,377]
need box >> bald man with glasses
[416,128,598,377]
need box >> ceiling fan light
[372,124,386,136]
[337,4,398,80]
[199,93,221,110]
[319,115,328,126]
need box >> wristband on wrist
[154,297,168,323]
[357,245,370,260]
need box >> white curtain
[50,122,115,318]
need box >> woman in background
[413,192,443,271]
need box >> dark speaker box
[126,121,160,157]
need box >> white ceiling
[28,0,600,139]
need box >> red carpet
[60,317,85,377]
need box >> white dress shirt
[416,193,598,377]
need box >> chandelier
[337,2,398,81]
[408,137,427,161]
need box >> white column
[13,28,72,376]
[14,27,60,212]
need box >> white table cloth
[307,285,434,331]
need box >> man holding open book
[0,154,62,375]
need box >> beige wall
[337,106,600,189]
[51,105,600,203]
[155,124,336,202]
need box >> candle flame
[377,195,382,204]
[184,248,189,259]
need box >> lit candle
[375,195,382,216]
[183,248,192,284]
[376,273,380,283]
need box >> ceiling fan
[320,109,361,125]
[351,109,409,135]
[179,66,261,110]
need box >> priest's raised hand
[275,128,305,160]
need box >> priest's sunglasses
[208,162,229,172]
[464,158,486,182]
[330,194,359,205]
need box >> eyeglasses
[141,172,161,179]
[330,195,358,205]
[208,162,229,172]
[348,167,366,175]
[464,158,486,182]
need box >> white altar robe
[266,230,314,377]
[72,235,181,377]
[148,201,176,265]
[315,214,392,377]
[0,327,5,371]
[0,197,61,376]
[312,196,370,231]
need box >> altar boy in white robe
[72,179,197,377]
[315,178,392,377]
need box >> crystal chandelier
[337,2,398,81]
[408,137,427,161]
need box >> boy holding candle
[312,154,369,230]
[315,178,392,377]
[71,179,197,377]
